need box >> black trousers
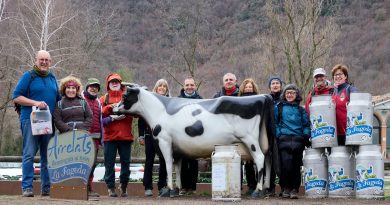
[104,140,132,189]
[279,147,303,191]
[143,134,167,190]
[244,161,257,190]
[181,158,198,190]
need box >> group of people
[13,49,357,199]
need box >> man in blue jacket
[13,50,61,197]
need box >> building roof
[373,93,390,105]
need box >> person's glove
[138,136,145,145]
[111,114,126,121]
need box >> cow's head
[113,84,143,114]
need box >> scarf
[33,65,49,76]
[83,90,97,100]
[225,86,237,96]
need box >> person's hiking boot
[179,188,187,196]
[282,188,290,198]
[88,190,100,197]
[159,187,170,197]
[245,188,255,196]
[22,188,34,197]
[120,186,128,197]
[108,188,118,197]
[145,189,153,197]
[290,189,298,199]
[264,188,275,197]
[41,190,50,197]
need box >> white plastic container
[346,93,373,145]
[30,106,53,135]
[211,145,241,201]
[355,144,384,199]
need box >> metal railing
[0,156,156,163]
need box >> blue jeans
[104,140,132,189]
[21,119,51,192]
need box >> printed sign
[47,130,95,184]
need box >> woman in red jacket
[100,73,134,197]
[331,64,358,145]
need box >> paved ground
[0,195,389,205]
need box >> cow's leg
[263,153,271,189]
[172,158,182,197]
[240,137,266,191]
[158,138,174,197]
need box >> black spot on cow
[251,144,256,152]
[185,120,204,137]
[153,124,161,136]
[192,109,202,116]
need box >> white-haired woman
[139,79,169,197]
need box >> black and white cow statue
[115,85,275,197]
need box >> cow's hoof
[170,188,179,198]
[158,188,170,197]
[251,190,265,199]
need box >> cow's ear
[131,87,140,94]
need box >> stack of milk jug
[303,93,384,199]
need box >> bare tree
[261,0,340,96]
[165,0,206,89]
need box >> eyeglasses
[185,84,195,87]
[224,78,235,82]
[286,91,297,95]
[334,73,344,77]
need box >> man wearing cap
[100,73,134,197]
[82,78,104,197]
[213,73,240,98]
[305,68,334,114]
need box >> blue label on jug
[356,178,384,190]
[305,179,327,190]
[329,179,355,191]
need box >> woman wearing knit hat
[274,84,310,199]
[53,76,92,133]
[268,76,283,104]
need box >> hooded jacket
[100,73,134,142]
[274,84,311,154]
